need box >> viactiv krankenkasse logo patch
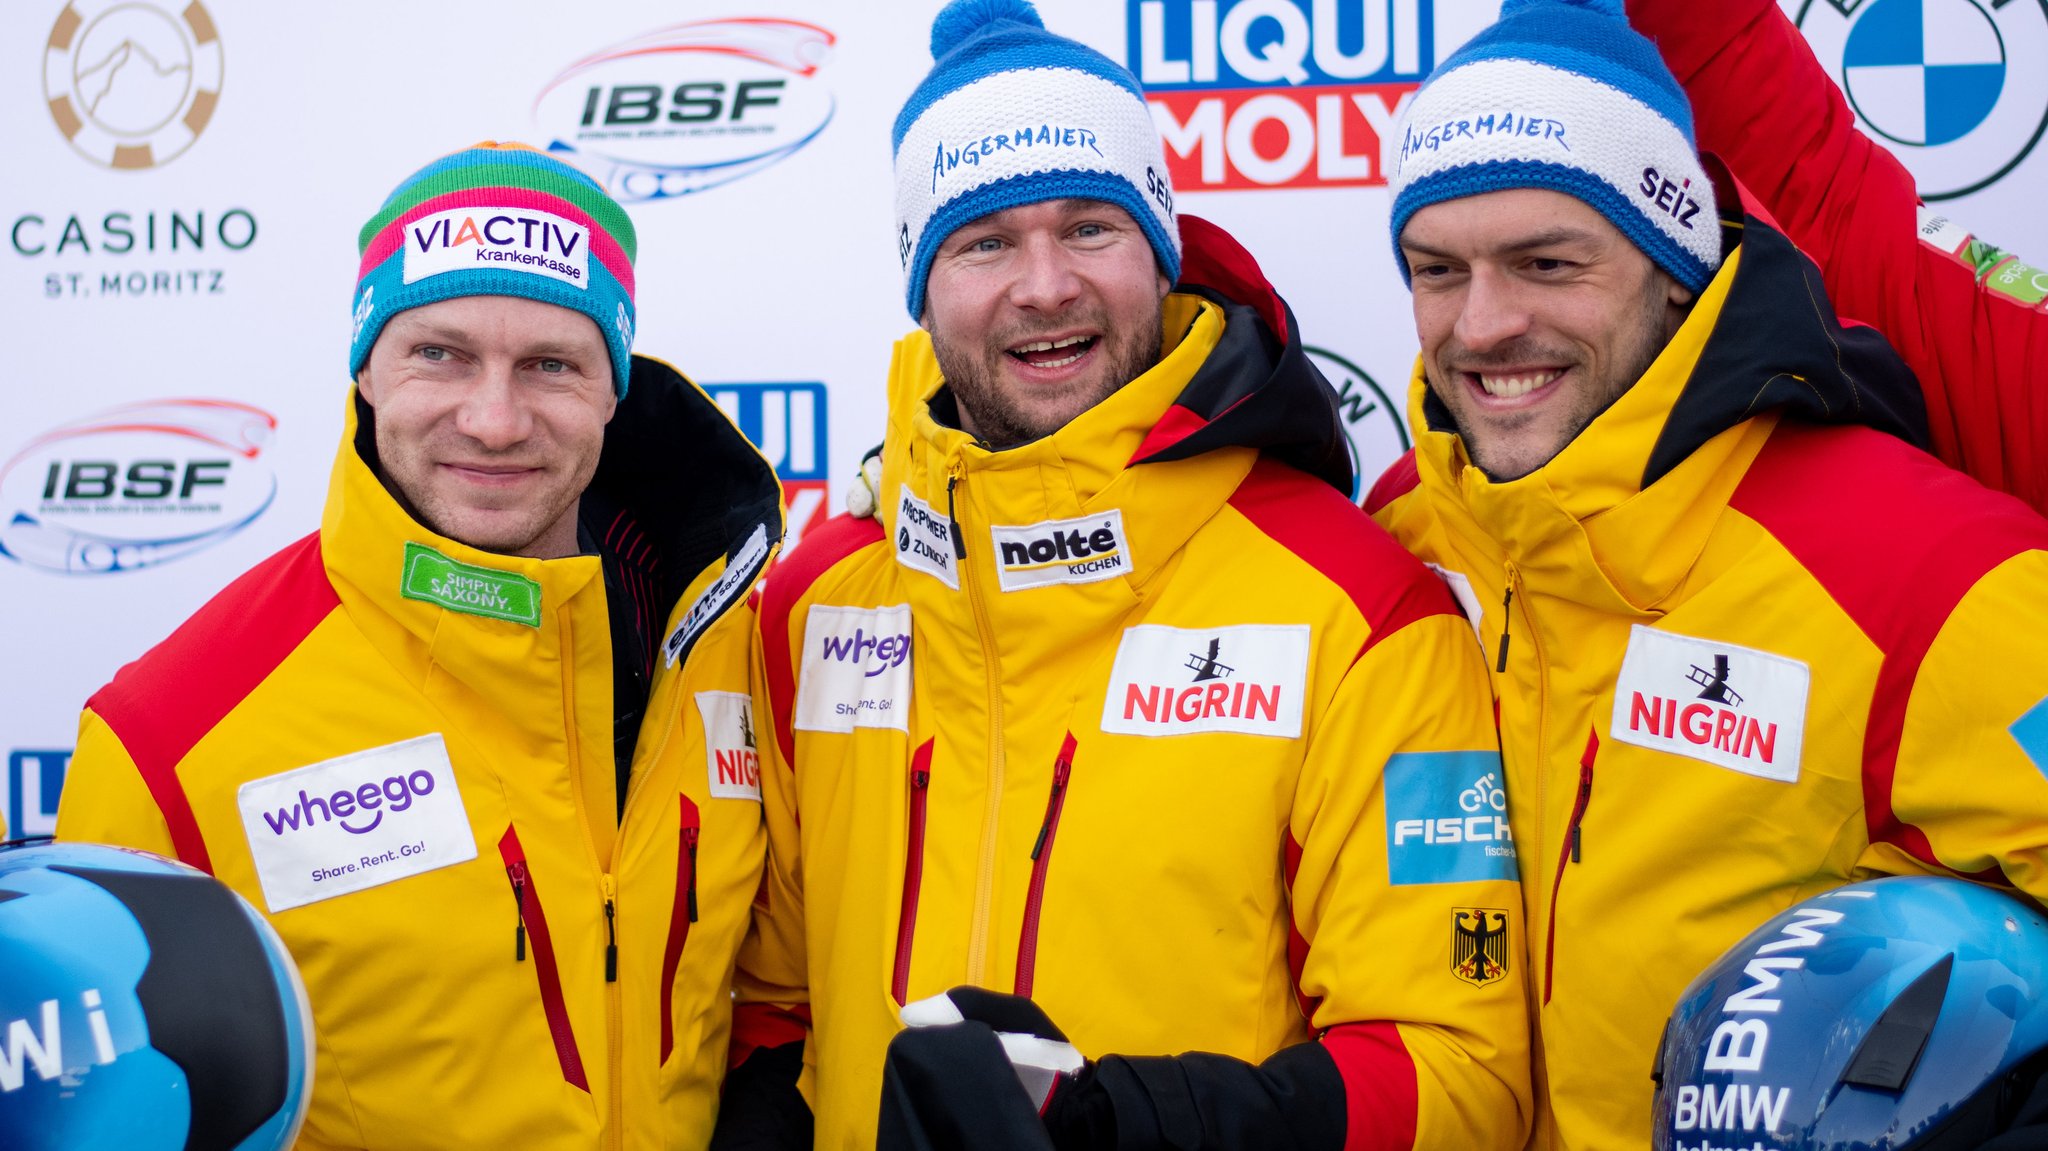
[532,18,836,203]
[1797,0,2048,199]
[0,399,276,575]
[43,0,222,170]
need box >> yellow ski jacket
[1369,186,2048,1151]
[58,357,783,1151]
[738,221,1531,1151]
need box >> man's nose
[453,364,531,450]
[1006,235,1083,313]
[1453,268,1533,353]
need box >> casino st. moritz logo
[532,18,836,204]
[42,0,222,170]
[0,399,277,575]
[1797,0,2048,199]
[1304,346,1410,505]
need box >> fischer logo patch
[991,510,1131,591]
[794,604,913,733]
[1100,624,1309,738]
[697,691,762,801]
[403,206,590,289]
[894,486,959,589]
[1610,626,1808,783]
[1384,750,1517,886]
[236,734,478,913]
[400,543,542,627]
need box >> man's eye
[538,359,568,374]
[1530,257,1571,273]
[419,346,448,361]
[970,236,1004,253]
[1075,222,1105,238]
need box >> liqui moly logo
[402,206,590,288]
[794,604,913,734]
[1128,0,1454,189]
[1609,627,1809,784]
[708,383,829,561]
[259,768,437,837]
[236,735,478,914]
[1101,624,1309,738]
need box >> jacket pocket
[659,795,701,1064]
[1544,731,1599,1005]
[1015,733,1077,999]
[500,825,590,1091]
[892,739,935,1006]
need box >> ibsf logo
[0,399,277,575]
[1127,0,1441,189]
[532,18,836,203]
[6,750,71,839]
[43,0,222,170]
[708,383,828,560]
[1305,346,1409,504]
[1797,0,2048,199]
[259,769,438,838]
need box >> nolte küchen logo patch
[1451,908,1510,987]
[991,510,1131,591]
[1610,625,1809,783]
[1100,624,1310,738]
[43,0,223,171]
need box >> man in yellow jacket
[714,2,1530,1149]
[56,143,784,1150]
[1367,2,2048,1149]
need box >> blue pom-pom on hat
[930,0,1044,59]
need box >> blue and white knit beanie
[892,0,1181,320]
[1387,0,1719,293]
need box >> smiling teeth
[1478,370,1561,398]
[1016,336,1090,353]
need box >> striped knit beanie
[892,0,1181,320]
[350,142,638,397]
[1387,0,1719,293]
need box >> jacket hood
[1417,157,1929,492]
[1127,215,1353,495]
[352,352,785,603]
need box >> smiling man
[1365,3,2048,1149]
[713,3,1529,1149]
[57,143,785,1150]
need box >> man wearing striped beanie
[58,142,787,1149]
[1368,3,2048,1150]
[724,2,1530,1149]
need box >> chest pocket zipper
[892,740,936,1006]
[1543,731,1599,1005]
[500,826,590,1091]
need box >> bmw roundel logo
[1798,0,2048,199]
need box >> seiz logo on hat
[1609,626,1809,783]
[991,510,1131,592]
[1101,624,1309,738]
[403,206,590,289]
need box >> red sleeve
[1630,0,2048,516]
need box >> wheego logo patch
[1610,626,1809,783]
[894,486,959,589]
[0,398,276,575]
[992,510,1131,591]
[1384,750,1517,886]
[794,604,913,734]
[1101,624,1310,738]
[236,735,478,913]
[402,207,589,288]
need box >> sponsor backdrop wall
[5,0,2046,834]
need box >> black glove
[878,987,1088,1151]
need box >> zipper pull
[1499,581,1515,671]
[945,467,968,560]
[683,828,700,923]
[506,862,528,962]
[1031,737,1076,860]
[603,875,618,982]
[1571,733,1598,864]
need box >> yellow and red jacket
[1368,185,2048,1151]
[738,220,1531,1150]
[57,357,783,1151]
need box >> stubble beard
[931,305,1164,450]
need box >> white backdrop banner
[5,0,2046,833]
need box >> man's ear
[1155,269,1171,302]
[355,368,377,407]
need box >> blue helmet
[0,840,313,1151]
[1653,876,2048,1151]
